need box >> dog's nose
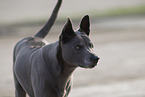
[90,55,100,63]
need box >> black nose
[90,55,100,63]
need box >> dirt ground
[0,16,145,97]
[0,0,145,96]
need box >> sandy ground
[0,16,145,97]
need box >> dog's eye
[75,45,83,50]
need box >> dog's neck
[42,41,77,96]
[56,42,77,94]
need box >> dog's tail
[34,0,62,38]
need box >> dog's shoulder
[26,37,48,49]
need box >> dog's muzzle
[89,55,100,68]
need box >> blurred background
[0,0,145,97]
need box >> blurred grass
[67,5,145,21]
[95,5,145,17]
[6,5,145,26]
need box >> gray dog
[13,0,99,97]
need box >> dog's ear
[60,18,76,44]
[79,15,90,36]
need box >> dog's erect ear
[60,18,76,44]
[79,15,90,36]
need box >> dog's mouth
[88,59,99,68]
[78,58,100,68]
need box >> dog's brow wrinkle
[82,36,90,43]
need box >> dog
[13,0,100,97]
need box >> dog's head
[59,15,99,68]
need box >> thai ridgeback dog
[13,0,99,97]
